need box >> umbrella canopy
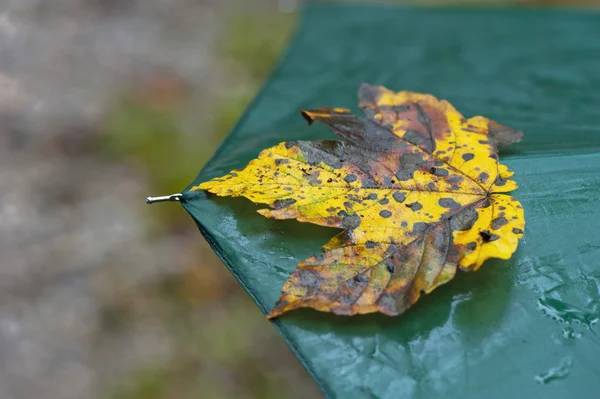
[157,2,600,398]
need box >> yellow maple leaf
[193,83,525,318]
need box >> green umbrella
[148,2,600,397]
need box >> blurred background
[0,0,597,398]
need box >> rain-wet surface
[185,3,600,398]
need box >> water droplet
[534,358,572,384]
[561,326,582,340]
[537,295,599,329]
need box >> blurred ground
[0,0,597,398]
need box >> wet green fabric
[182,3,600,398]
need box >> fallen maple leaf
[193,83,525,318]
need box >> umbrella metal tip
[145,193,183,204]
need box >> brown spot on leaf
[360,178,379,188]
[398,253,410,262]
[406,202,423,211]
[341,214,361,230]
[447,175,463,185]
[412,222,429,234]
[299,269,318,287]
[344,174,357,183]
[433,168,449,177]
[491,216,508,230]
[438,198,461,209]
[392,191,406,203]
[478,172,490,183]
[273,198,297,209]
[379,210,393,218]
[480,230,499,242]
